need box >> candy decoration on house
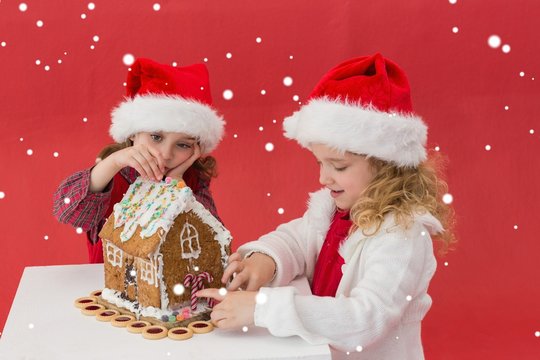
[183,272,215,311]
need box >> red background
[1,1,539,358]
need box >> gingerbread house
[98,177,231,323]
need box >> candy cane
[183,272,214,311]
[183,274,198,311]
[196,272,215,308]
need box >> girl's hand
[165,142,201,180]
[196,289,256,330]
[111,143,165,181]
[222,252,276,291]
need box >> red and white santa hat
[283,53,427,167]
[109,58,225,154]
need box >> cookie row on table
[75,294,213,340]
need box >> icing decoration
[183,272,214,311]
[113,178,190,242]
[180,221,201,259]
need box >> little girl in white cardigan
[199,53,455,360]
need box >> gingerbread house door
[124,258,138,301]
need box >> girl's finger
[146,146,166,174]
[196,288,225,302]
[131,152,153,179]
[226,272,247,291]
[221,261,242,284]
[137,148,163,181]
[227,252,241,264]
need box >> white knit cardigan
[238,188,443,360]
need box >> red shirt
[311,209,353,297]
[53,166,221,263]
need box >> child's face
[311,143,374,211]
[131,131,197,174]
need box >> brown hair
[350,152,456,255]
[96,141,218,181]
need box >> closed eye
[177,143,193,149]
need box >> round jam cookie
[96,309,119,322]
[126,321,151,334]
[81,303,105,316]
[90,290,103,297]
[74,296,97,309]
[168,327,193,340]
[142,326,168,340]
[188,321,214,334]
[111,314,136,327]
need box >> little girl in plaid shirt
[53,58,225,263]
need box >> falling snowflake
[255,293,267,304]
[277,208,284,215]
[218,288,227,296]
[93,35,100,42]
[226,52,232,59]
[442,193,453,204]
[485,144,492,151]
[488,35,501,48]
[283,76,293,87]
[36,20,44,28]
[19,3,28,12]
[265,143,274,152]
[26,149,33,156]
[0,192,5,199]
[501,44,511,53]
[256,37,262,43]
[122,54,135,66]
[76,227,83,234]
[153,3,161,11]
[452,27,459,33]
[173,284,185,295]
[222,89,233,100]
[88,3,96,10]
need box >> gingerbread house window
[106,242,123,267]
[138,258,158,287]
[180,221,201,260]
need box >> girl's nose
[319,168,332,185]
[159,145,174,160]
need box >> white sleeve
[253,230,434,352]
[238,212,315,287]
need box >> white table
[0,264,330,360]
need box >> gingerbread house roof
[99,178,231,260]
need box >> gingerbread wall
[1,1,539,358]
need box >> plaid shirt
[53,166,221,249]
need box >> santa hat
[283,53,427,167]
[110,58,225,154]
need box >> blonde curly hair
[350,153,456,255]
